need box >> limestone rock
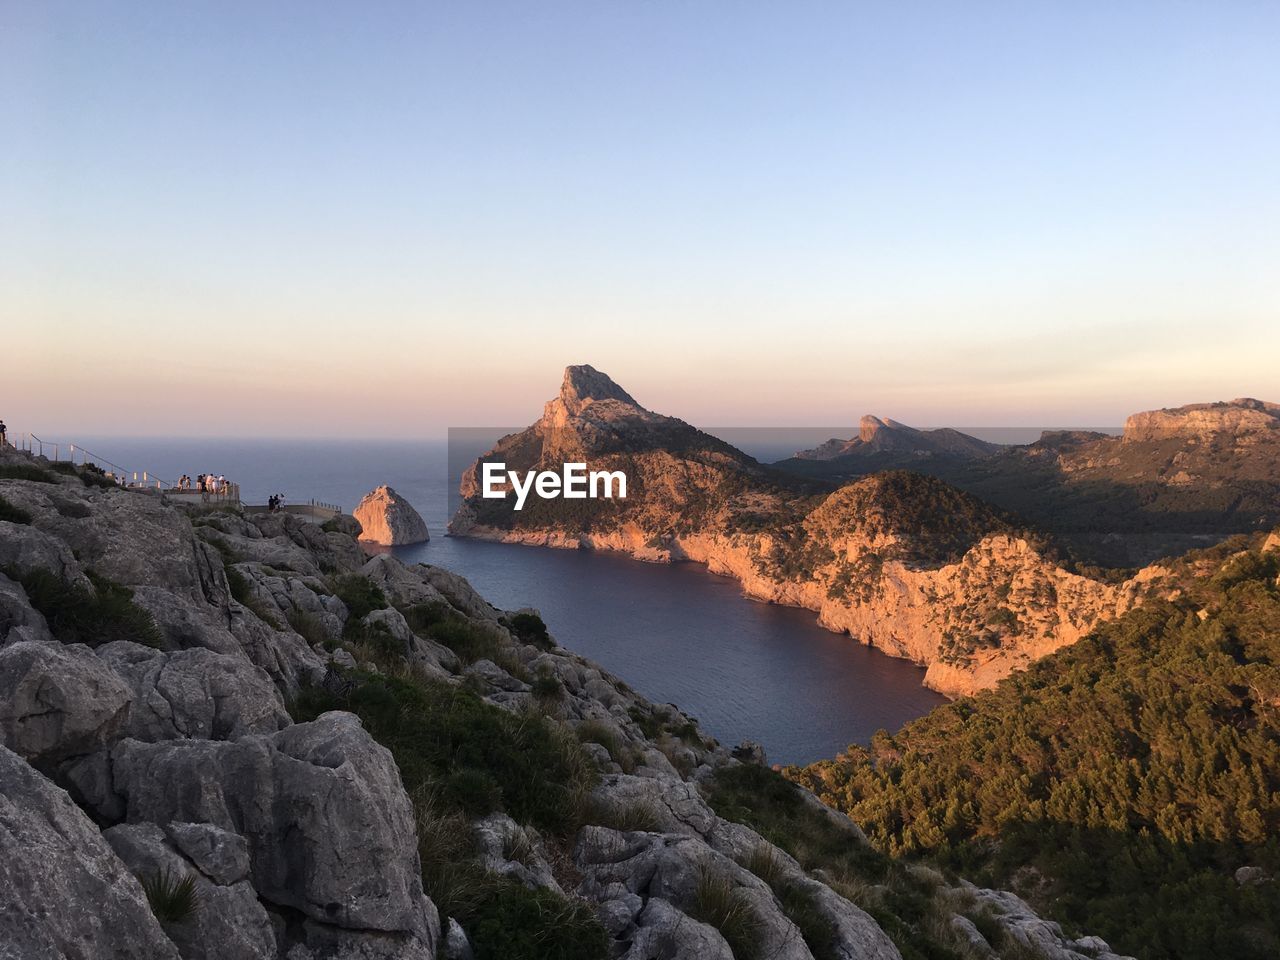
[353,486,429,546]
[0,571,54,645]
[108,712,436,943]
[0,640,133,766]
[0,744,180,959]
[103,822,276,960]
[96,642,290,742]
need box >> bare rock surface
[0,744,180,960]
[353,485,429,545]
[0,640,132,766]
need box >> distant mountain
[774,398,1280,567]
[450,366,1166,697]
[792,416,1000,463]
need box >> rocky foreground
[0,446,1130,960]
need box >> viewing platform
[1,432,345,524]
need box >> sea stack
[353,485,429,545]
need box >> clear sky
[3,1,1277,438]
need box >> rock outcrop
[794,416,999,462]
[1122,397,1280,443]
[449,366,1170,697]
[353,485,430,545]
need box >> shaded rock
[0,570,53,645]
[472,812,562,893]
[104,822,276,960]
[0,744,180,959]
[353,486,429,546]
[0,521,90,588]
[0,640,132,765]
[97,642,290,742]
[359,554,449,608]
[443,917,474,960]
[623,897,733,960]
[109,712,435,941]
[166,821,252,885]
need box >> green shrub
[583,796,663,833]
[507,611,553,650]
[290,671,596,833]
[0,464,55,483]
[531,670,563,702]
[330,575,388,626]
[0,494,31,524]
[287,609,332,648]
[688,863,763,960]
[465,879,608,960]
[7,567,164,648]
[141,869,200,924]
[575,720,637,773]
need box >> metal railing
[2,429,342,518]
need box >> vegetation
[462,879,608,960]
[706,763,978,960]
[141,869,200,924]
[687,863,764,960]
[0,493,31,524]
[289,626,608,959]
[330,574,388,626]
[402,600,527,676]
[291,668,596,832]
[5,566,164,648]
[789,539,1280,960]
[507,611,553,650]
[0,464,56,483]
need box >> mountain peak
[858,415,910,442]
[559,365,639,411]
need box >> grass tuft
[6,567,164,648]
[141,869,200,924]
[688,863,764,960]
[0,494,32,525]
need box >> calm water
[74,436,946,765]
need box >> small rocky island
[0,444,1132,960]
[353,484,430,545]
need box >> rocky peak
[558,364,641,414]
[1123,398,1280,443]
[858,416,915,442]
[353,485,429,546]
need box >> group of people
[177,473,231,494]
[267,493,287,513]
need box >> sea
[61,432,1014,766]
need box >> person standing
[0,420,7,448]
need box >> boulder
[0,640,133,765]
[0,571,54,645]
[103,822,275,960]
[0,744,180,959]
[108,712,437,945]
[353,486,429,546]
[96,642,289,742]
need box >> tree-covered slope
[789,535,1280,960]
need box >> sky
[2,1,1278,438]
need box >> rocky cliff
[0,444,1131,960]
[778,398,1280,567]
[354,484,430,545]
[450,366,1169,697]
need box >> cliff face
[354,484,430,545]
[449,367,1170,698]
[0,444,1132,960]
